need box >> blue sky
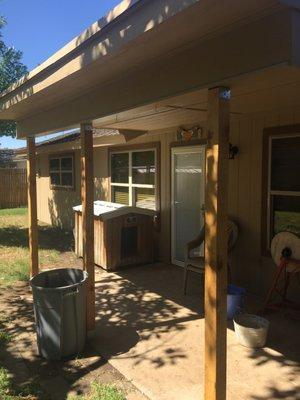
[0,0,120,149]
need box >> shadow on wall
[48,192,80,230]
[48,178,109,230]
[94,177,109,202]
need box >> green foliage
[0,16,27,137]
[0,367,11,397]
[0,148,14,167]
[0,367,44,399]
[67,383,125,400]
[89,383,125,400]
[0,329,12,344]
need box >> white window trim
[267,133,300,246]
[49,154,74,189]
[110,148,157,209]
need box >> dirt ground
[0,279,148,400]
[0,208,148,399]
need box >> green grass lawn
[0,208,129,400]
[0,207,76,286]
[0,208,28,216]
[0,366,125,400]
[67,383,125,400]
[0,366,44,400]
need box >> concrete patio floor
[92,263,300,400]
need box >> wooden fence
[0,168,27,209]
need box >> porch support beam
[27,136,39,277]
[204,87,230,400]
[81,122,95,332]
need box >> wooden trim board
[81,123,95,332]
[27,136,39,277]
[204,87,230,400]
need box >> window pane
[134,187,156,210]
[61,157,73,171]
[132,151,155,185]
[50,158,60,171]
[272,195,300,237]
[271,137,300,191]
[61,172,73,187]
[50,172,60,186]
[112,186,129,205]
[111,153,129,183]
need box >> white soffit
[0,0,295,137]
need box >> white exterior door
[171,145,205,266]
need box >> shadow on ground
[0,225,74,252]
[0,282,142,400]
[1,262,300,399]
[93,263,300,399]
[248,310,300,400]
[92,263,203,370]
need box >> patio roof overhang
[5,2,300,400]
[0,0,299,138]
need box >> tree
[0,148,14,167]
[0,16,27,137]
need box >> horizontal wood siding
[228,107,300,295]
[36,151,81,228]
[35,108,300,296]
[0,168,27,208]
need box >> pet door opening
[121,226,138,257]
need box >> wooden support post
[27,136,39,277]
[204,87,230,400]
[81,123,95,332]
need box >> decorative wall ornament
[177,126,202,142]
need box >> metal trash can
[30,268,88,360]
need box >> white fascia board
[0,0,199,103]
[16,9,293,138]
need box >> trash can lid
[30,268,88,291]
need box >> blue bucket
[227,284,246,320]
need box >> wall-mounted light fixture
[229,143,239,160]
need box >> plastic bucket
[233,313,270,348]
[227,284,246,320]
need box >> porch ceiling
[0,0,298,137]
[93,66,300,131]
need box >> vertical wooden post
[27,136,39,277]
[81,123,95,332]
[204,87,230,400]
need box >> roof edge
[0,0,141,99]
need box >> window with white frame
[267,135,300,245]
[110,149,157,210]
[49,155,74,189]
